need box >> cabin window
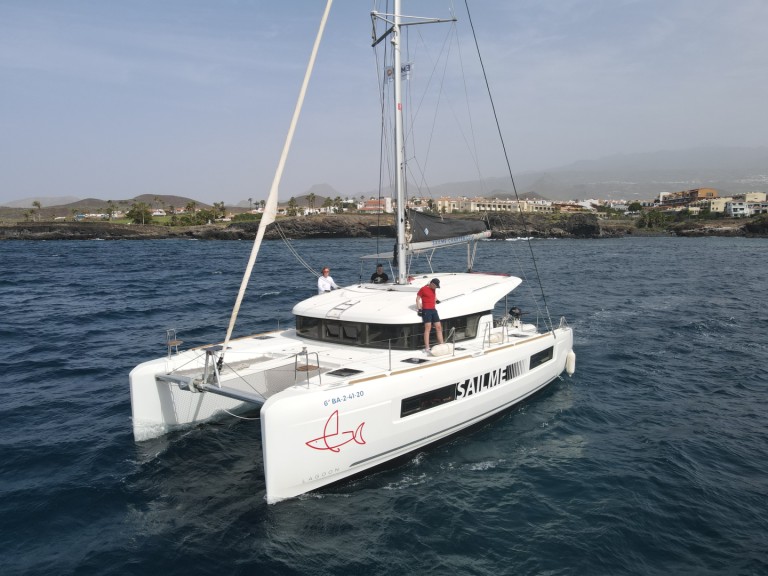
[295,312,488,350]
[417,312,486,348]
[530,346,554,369]
[325,322,341,338]
[441,312,485,341]
[367,324,418,349]
[296,316,321,339]
[342,325,359,341]
[400,384,457,417]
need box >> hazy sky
[1,0,766,206]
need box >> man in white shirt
[317,267,340,294]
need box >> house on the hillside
[359,198,392,214]
[659,188,718,208]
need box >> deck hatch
[327,368,364,377]
[402,357,429,365]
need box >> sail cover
[408,211,490,250]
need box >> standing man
[370,263,389,284]
[416,278,443,354]
[317,267,339,294]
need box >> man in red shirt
[416,278,443,354]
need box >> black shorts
[421,309,440,323]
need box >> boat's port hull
[129,335,305,441]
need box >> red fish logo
[305,410,366,452]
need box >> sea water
[1,236,766,575]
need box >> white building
[725,201,750,218]
[434,196,553,214]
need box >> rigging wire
[275,221,321,278]
[372,0,392,259]
[462,0,556,334]
[221,409,260,421]
[370,0,552,309]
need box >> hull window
[530,346,554,369]
[400,384,457,417]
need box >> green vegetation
[126,202,153,225]
[232,212,262,222]
[636,210,671,229]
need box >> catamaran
[129,0,575,504]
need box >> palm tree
[287,197,298,217]
[127,202,152,225]
[307,192,316,214]
[248,197,253,211]
[32,200,42,221]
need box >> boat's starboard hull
[261,326,573,503]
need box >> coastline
[0,212,764,240]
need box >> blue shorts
[421,308,440,323]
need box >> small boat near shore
[129,0,574,504]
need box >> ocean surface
[1,236,766,576]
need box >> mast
[371,2,455,284]
[393,0,408,284]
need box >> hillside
[2,212,764,241]
[3,146,766,210]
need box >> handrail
[295,347,322,388]
[446,327,456,356]
[482,322,488,349]
[482,320,507,349]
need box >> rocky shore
[0,212,765,241]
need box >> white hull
[261,326,572,503]
[130,279,573,503]
[129,2,576,504]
